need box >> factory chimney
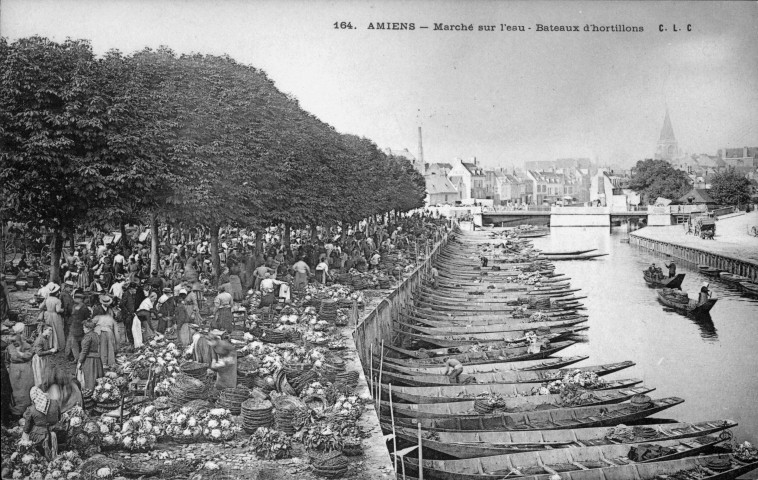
[417,127,424,172]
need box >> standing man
[664,261,677,278]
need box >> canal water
[528,226,758,444]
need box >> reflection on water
[526,226,758,444]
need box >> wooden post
[389,383,398,474]
[378,340,385,413]
[369,343,374,394]
[418,422,424,480]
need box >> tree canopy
[709,169,752,206]
[628,159,692,204]
[1,37,426,279]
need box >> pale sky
[2,0,757,169]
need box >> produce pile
[542,370,606,394]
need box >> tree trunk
[150,214,160,273]
[283,223,291,251]
[210,223,221,281]
[255,229,264,258]
[310,224,318,243]
[0,213,5,271]
[120,221,128,250]
[50,229,64,283]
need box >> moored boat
[399,324,588,349]
[383,340,576,363]
[385,420,737,459]
[380,386,655,418]
[379,361,634,387]
[380,378,644,403]
[643,271,685,289]
[391,397,683,431]
[375,355,589,374]
[699,265,722,276]
[399,448,751,480]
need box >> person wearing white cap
[41,284,65,352]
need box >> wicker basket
[241,399,274,433]
[217,386,252,415]
[311,451,349,478]
[180,361,208,379]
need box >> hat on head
[64,280,75,287]
[12,322,25,334]
[208,329,225,338]
[48,283,61,295]
[99,295,113,306]
[74,291,85,299]
[179,288,188,295]
[162,287,172,294]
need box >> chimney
[417,127,424,165]
[473,156,477,166]
[744,147,749,158]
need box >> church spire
[658,110,676,144]
[655,109,680,162]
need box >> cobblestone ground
[634,211,758,264]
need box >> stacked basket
[217,386,252,415]
[82,389,95,411]
[630,394,653,410]
[237,357,259,389]
[376,275,392,289]
[180,361,208,380]
[168,374,211,408]
[319,300,339,323]
[258,328,288,344]
[334,370,359,389]
[322,356,346,383]
[230,330,247,343]
[290,369,319,396]
[273,395,307,435]
[311,451,349,478]
[241,399,274,433]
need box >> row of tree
[629,159,754,206]
[0,37,426,281]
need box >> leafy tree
[709,169,751,206]
[0,37,174,281]
[629,159,692,204]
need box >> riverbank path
[633,211,758,265]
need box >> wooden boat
[386,420,737,459]
[739,281,758,295]
[403,312,586,328]
[383,340,576,363]
[643,271,685,289]
[399,438,738,480]
[537,253,608,261]
[409,307,579,322]
[396,318,587,335]
[379,361,634,387]
[399,324,589,348]
[380,379,644,404]
[376,355,590,374]
[380,386,655,418]
[699,265,722,276]
[718,272,749,284]
[540,249,597,256]
[391,397,683,431]
[657,289,718,314]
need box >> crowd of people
[0,213,450,460]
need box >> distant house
[495,173,529,204]
[719,147,758,176]
[426,162,453,177]
[384,148,424,174]
[447,158,486,200]
[591,170,632,209]
[425,175,461,205]
[677,188,716,205]
[526,170,568,205]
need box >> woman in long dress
[93,314,119,368]
[77,321,104,391]
[228,270,244,302]
[213,285,234,332]
[32,326,56,387]
[7,332,35,415]
[42,284,66,352]
[174,290,193,347]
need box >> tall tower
[417,126,425,174]
[655,110,679,162]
